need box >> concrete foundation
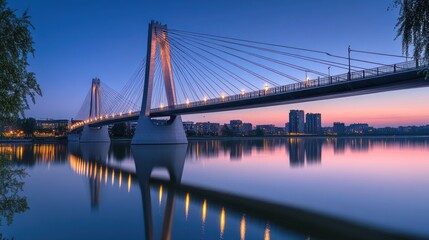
[131,115,188,145]
[67,133,80,142]
[80,125,110,143]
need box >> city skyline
[8,0,429,127]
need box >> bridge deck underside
[150,69,428,117]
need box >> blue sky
[8,0,429,126]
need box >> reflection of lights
[112,169,115,186]
[202,199,207,223]
[127,174,131,192]
[104,166,108,184]
[119,171,122,188]
[185,193,190,220]
[264,224,270,240]
[99,166,103,182]
[220,207,225,238]
[240,215,246,240]
[159,185,163,206]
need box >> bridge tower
[80,78,110,142]
[132,21,188,144]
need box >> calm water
[1,137,429,239]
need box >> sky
[8,0,429,127]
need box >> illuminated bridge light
[160,104,164,110]
[220,207,226,238]
[119,112,123,117]
[203,97,207,103]
[128,110,132,115]
[241,89,245,95]
[264,83,269,92]
[186,99,190,105]
[111,113,115,118]
[99,166,103,182]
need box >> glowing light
[203,97,207,103]
[202,199,207,223]
[127,174,131,192]
[111,113,115,118]
[186,99,190,105]
[241,89,246,95]
[220,207,226,238]
[160,104,164,110]
[99,166,103,182]
[100,116,103,120]
[119,112,123,117]
[158,185,163,206]
[264,224,270,240]
[240,215,246,240]
[264,83,269,92]
[221,94,225,100]
[185,193,190,220]
[128,110,132,115]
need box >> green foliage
[0,0,42,123]
[0,156,29,227]
[110,122,127,137]
[19,117,36,136]
[394,0,429,61]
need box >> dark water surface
[1,137,429,239]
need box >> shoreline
[0,135,428,144]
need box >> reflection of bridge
[68,21,429,144]
[67,142,423,240]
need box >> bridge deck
[70,61,428,131]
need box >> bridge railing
[149,59,427,113]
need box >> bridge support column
[131,115,187,145]
[80,125,110,143]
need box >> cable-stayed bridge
[69,21,429,144]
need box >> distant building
[284,122,289,134]
[195,122,220,135]
[37,119,69,136]
[289,110,304,133]
[183,121,195,132]
[241,123,253,134]
[256,124,276,135]
[348,123,369,134]
[333,122,346,135]
[230,120,243,135]
[305,113,322,134]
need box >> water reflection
[0,156,28,227]
[187,137,429,167]
[2,137,428,239]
